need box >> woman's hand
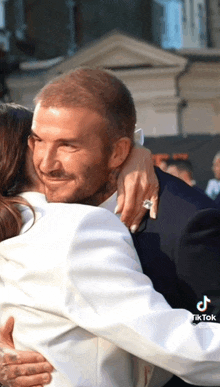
[117,146,159,232]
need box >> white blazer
[0,192,220,387]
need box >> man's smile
[40,175,73,186]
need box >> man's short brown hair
[35,67,136,143]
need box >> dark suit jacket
[132,168,220,387]
[215,191,220,208]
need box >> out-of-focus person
[158,158,170,172]
[167,159,196,187]
[206,151,220,199]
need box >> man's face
[212,158,220,180]
[29,104,112,204]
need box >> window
[152,0,182,49]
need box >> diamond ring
[142,199,153,210]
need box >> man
[158,158,170,172]
[206,151,220,199]
[1,68,220,387]
[166,159,195,187]
[166,158,206,197]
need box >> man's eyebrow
[30,129,80,143]
[30,129,40,138]
[57,138,80,143]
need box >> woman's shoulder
[20,192,122,230]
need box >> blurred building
[0,0,219,139]
[2,0,75,61]
[0,0,209,62]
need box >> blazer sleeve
[177,208,220,318]
[64,206,220,386]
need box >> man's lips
[40,176,71,186]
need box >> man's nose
[38,144,61,174]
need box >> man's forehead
[33,103,66,119]
[32,102,107,140]
[33,103,104,121]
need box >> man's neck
[83,185,117,207]
[82,170,119,207]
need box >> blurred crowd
[158,152,220,207]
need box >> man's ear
[108,137,132,169]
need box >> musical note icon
[196,295,211,312]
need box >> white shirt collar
[20,191,120,220]
[99,192,120,218]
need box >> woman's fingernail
[114,205,119,214]
[130,224,138,233]
[151,212,156,219]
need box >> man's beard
[42,168,118,207]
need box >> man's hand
[117,146,159,231]
[0,318,53,387]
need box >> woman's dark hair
[0,103,34,242]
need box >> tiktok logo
[192,295,216,324]
[196,295,211,312]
